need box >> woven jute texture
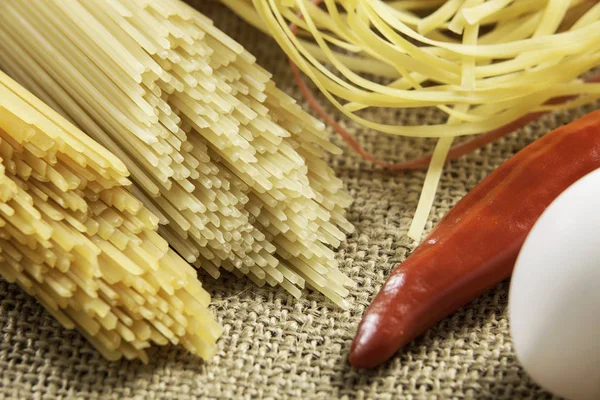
[1,2,596,399]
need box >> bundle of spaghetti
[220,0,600,239]
[0,71,222,363]
[0,0,355,307]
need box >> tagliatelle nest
[220,0,600,239]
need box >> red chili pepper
[349,110,600,369]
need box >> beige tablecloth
[1,2,593,399]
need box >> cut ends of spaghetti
[0,0,356,307]
[0,72,222,362]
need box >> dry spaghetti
[0,71,221,362]
[220,0,600,239]
[0,0,356,308]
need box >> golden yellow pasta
[220,0,600,239]
[0,71,221,363]
[0,0,356,308]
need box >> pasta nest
[221,0,600,238]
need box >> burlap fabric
[1,2,595,399]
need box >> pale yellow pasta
[0,0,356,307]
[220,0,600,239]
[0,71,221,362]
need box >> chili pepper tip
[349,305,402,368]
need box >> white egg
[509,168,600,400]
